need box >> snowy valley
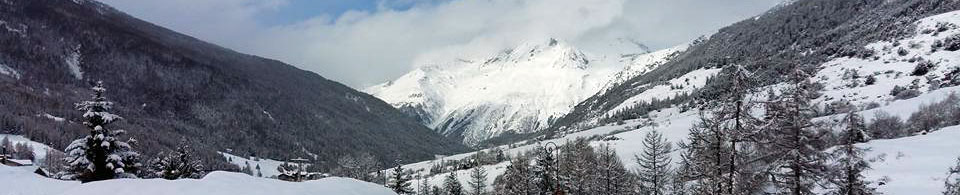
[4,0,960,194]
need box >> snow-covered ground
[861,125,960,194]
[0,164,396,195]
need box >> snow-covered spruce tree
[60,81,140,182]
[151,139,204,180]
[443,172,465,195]
[468,162,488,195]
[828,110,875,195]
[944,156,960,195]
[596,144,633,195]
[532,145,559,194]
[493,157,535,195]
[388,165,414,194]
[637,129,673,195]
[763,69,829,195]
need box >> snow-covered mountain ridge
[366,38,685,145]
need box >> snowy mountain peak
[366,38,687,146]
[482,38,590,70]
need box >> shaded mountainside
[549,0,960,133]
[0,0,467,169]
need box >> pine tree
[637,130,673,195]
[763,69,829,195]
[493,157,535,195]
[388,165,414,194]
[59,81,140,182]
[944,156,960,195]
[828,110,875,195]
[468,163,488,195]
[596,144,633,195]
[444,172,465,195]
[151,139,204,180]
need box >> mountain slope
[0,0,467,168]
[551,0,960,132]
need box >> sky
[97,0,784,89]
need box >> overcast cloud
[98,0,783,88]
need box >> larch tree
[468,162,488,195]
[678,112,726,194]
[596,144,633,195]
[763,69,829,195]
[388,165,414,194]
[714,64,763,193]
[829,110,874,195]
[493,157,535,195]
[59,81,140,182]
[558,138,598,195]
[637,129,673,195]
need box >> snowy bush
[944,34,960,51]
[912,60,936,76]
[868,111,906,139]
[891,86,921,100]
[150,140,204,180]
[906,93,960,134]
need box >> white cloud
[98,0,782,88]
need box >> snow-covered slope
[602,43,688,91]
[1,134,58,165]
[219,152,289,178]
[0,164,396,195]
[367,38,686,145]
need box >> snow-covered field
[862,125,960,194]
[0,164,396,195]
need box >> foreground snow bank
[864,125,960,194]
[0,165,396,195]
